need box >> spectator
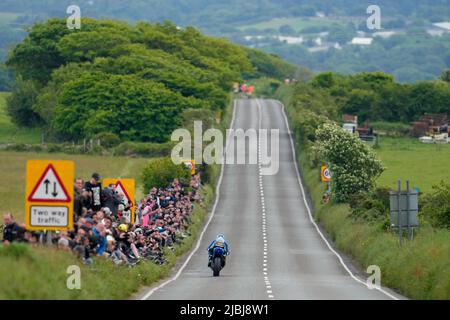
[74,178,84,221]
[2,213,26,245]
[57,231,71,252]
[84,173,102,212]
[7,170,203,268]
[101,184,121,216]
[92,223,107,256]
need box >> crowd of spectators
[1,172,203,267]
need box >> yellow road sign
[25,160,74,231]
[321,165,332,182]
[182,159,196,175]
[102,178,135,223]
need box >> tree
[5,17,296,142]
[141,157,191,192]
[420,182,450,229]
[6,76,42,127]
[312,72,336,89]
[6,19,70,85]
[315,122,384,202]
[440,69,450,82]
[51,72,201,142]
[341,88,378,121]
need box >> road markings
[275,99,400,301]
[140,100,238,300]
[256,99,275,301]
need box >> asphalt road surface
[141,99,402,300]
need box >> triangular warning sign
[114,181,133,206]
[28,164,71,202]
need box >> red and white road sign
[27,164,71,202]
[114,181,133,207]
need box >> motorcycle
[210,245,226,277]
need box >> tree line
[292,71,450,127]
[5,18,295,143]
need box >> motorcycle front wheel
[212,257,221,277]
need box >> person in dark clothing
[101,184,121,216]
[84,173,102,212]
[2,213,26,244]
[73,178,84,221]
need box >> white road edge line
[140,100,238,300]
[274,99,399,301]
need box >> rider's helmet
[216,234,225,242]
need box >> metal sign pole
[406,180,411,241]
[397,180,402,247]
[46,230,52,246]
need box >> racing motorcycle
[210,243,226,277]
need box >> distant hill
[0,0,449,29]
[0,0,449,87]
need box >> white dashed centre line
[256,99,275,300]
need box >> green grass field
[0,92,42,144]
[0,151,150,222]
[375,137,450,193]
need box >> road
[141,99,401,300]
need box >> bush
[420,182,450,229]
[28,144,44,152]
[114,141,173,157]
[315,122,384,202]
[94,132,121,148]
[46,143,63,153]
[293,109,330,146]
[6,77,42,127]
[4,143,28,151]
[348,187,391,228]
[141,157,191,192]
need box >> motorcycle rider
[207,234,229,267]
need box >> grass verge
[0,184,214,299]
[280,85,450,300]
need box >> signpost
[321,165,331,182]
[25,160,74,231]
[102,178,135,223]
[321,165,332,193]
[390,180,419,245]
